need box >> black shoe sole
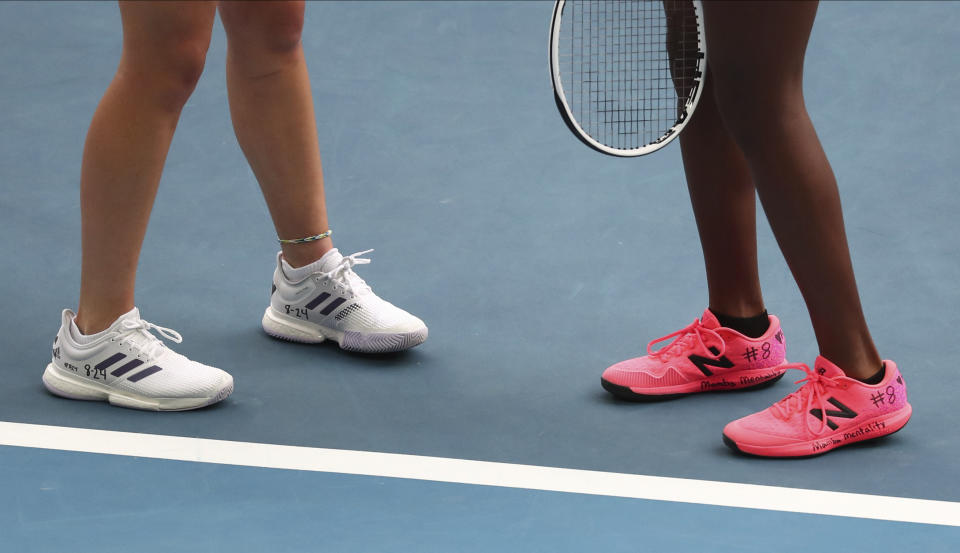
[601,372,785,402]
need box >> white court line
[1,421,958,527]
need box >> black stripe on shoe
[305,292,331,310]
[111,359,144,377]
[127,365,163,382]
[95,352,126,371]
[319,297,347,316]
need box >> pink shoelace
[646,318,725,359]
[769,363,845,435]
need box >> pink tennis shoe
[601,309,787,400]
[723,356,912,457]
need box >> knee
[260,7,305,55]
[120,38,209,112]
[221,2,305,58]
[163,42,209,100]
[709,64,805,152]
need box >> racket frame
[549,0,708,157]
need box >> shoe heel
[261,308,327,344]
[42,363,108,402]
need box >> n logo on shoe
[688,346,734,376]
[810,397,857,430]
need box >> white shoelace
[119,318,183,358]
[324,249,374,296]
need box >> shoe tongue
[700,309,721,330]
[813,356,846,379]
[318,248,343,273]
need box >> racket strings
[557,0,701,150]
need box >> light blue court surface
[1,1,959,550]
[3,445,958,553]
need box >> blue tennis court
[1,1,958,551]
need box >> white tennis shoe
[43,308,234,411]
[262,248,428,353]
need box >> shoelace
[769,362,842,435]
[324,249,374,296]
[119,318,183,358]
[646,318,725,359]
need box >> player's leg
[218,1,427,353]
[680,71,766,324]
[76,1,217,334]
[218,0,331,268]
[602,88,787,402]
[705,1,909,456]
[599,5,786,402]
[47,1,233,411]
[665,0,765,322]
[703,0,880,380]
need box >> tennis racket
[549,0,707,157]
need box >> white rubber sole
[261,307,428,353]
[42,363,233,412]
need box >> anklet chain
[277,230,332,245]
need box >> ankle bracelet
[278,230,332,245]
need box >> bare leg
[703,1,881,379]
[218,0,332,268]
[663,1,764,319]
[680,72,765,318]
[76,1,216,334]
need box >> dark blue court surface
[1,1,958,550]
